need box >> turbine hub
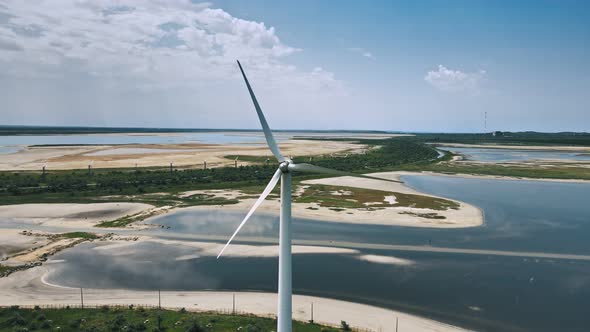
[279,161,290,173]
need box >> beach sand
[0,172,482,231]
[0,139,365,171]
[0,265,469,332]
[0,202,153,229]
[0,229,49,260]
[176,171,483,228]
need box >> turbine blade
[288,163,402,183]
[217,167,282,258]
[237,60,285,162]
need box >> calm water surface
[0,146,21,154]
[441,147,590,162]
[0,132,270,147]
[39,175,590,331]
[140,175,590,254]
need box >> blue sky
[0,0,588,132]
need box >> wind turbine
[217,60,401,332]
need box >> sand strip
[0,266,468,332]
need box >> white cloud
[347,47,374,59]
[0,0,348,129]
[424,65,486,92]
[0,0,338,90]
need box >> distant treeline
[303,132,590,147]
[0,125,388,136]
[0,139,436,203]
[406,132,590,146]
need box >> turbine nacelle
[279,160,290,173]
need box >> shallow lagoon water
[0,132,270,146]
[141,175,590,254]
[37,175,590,331]
[0,146,21,154]
[85,147,204,156]
[441,146,590,162]
[48,241,590,332]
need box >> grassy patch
[399,211,446,219]
[60,232,99,240]
[0,265,11,275]
[295,185,459,211]
[0,264,35,278]
[393,192,459,210]
[96,214,144,228]
[0,307,339,332]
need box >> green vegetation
[60,232,99,240]
[0,140,437,206]
[399,211,446,219]
[0,264,36,278]
[401,132,590,146]
[0,265,11,275]
[304,132,590,147]
[295,185,459,211]
[96,214,147,228]
[0,306,339,332]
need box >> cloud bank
[0,0,345,128]
[0,1,341,87]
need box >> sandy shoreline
[0,172,484,231]
[0,202,153,229]
[418,171,590,184]
[0,139,365,171]
[0,265,468,332]
[174,171,483,229]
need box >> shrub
[340,320,351,331]
[244,324,262,332]
[7,313,26,326]
[69,318,82,328]
[185,320,205,332]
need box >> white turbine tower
[217,60,401,332]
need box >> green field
[296,184,459,211]
[0,306,342,332]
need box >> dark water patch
[146,175,590,255]
[48,242,590,332]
